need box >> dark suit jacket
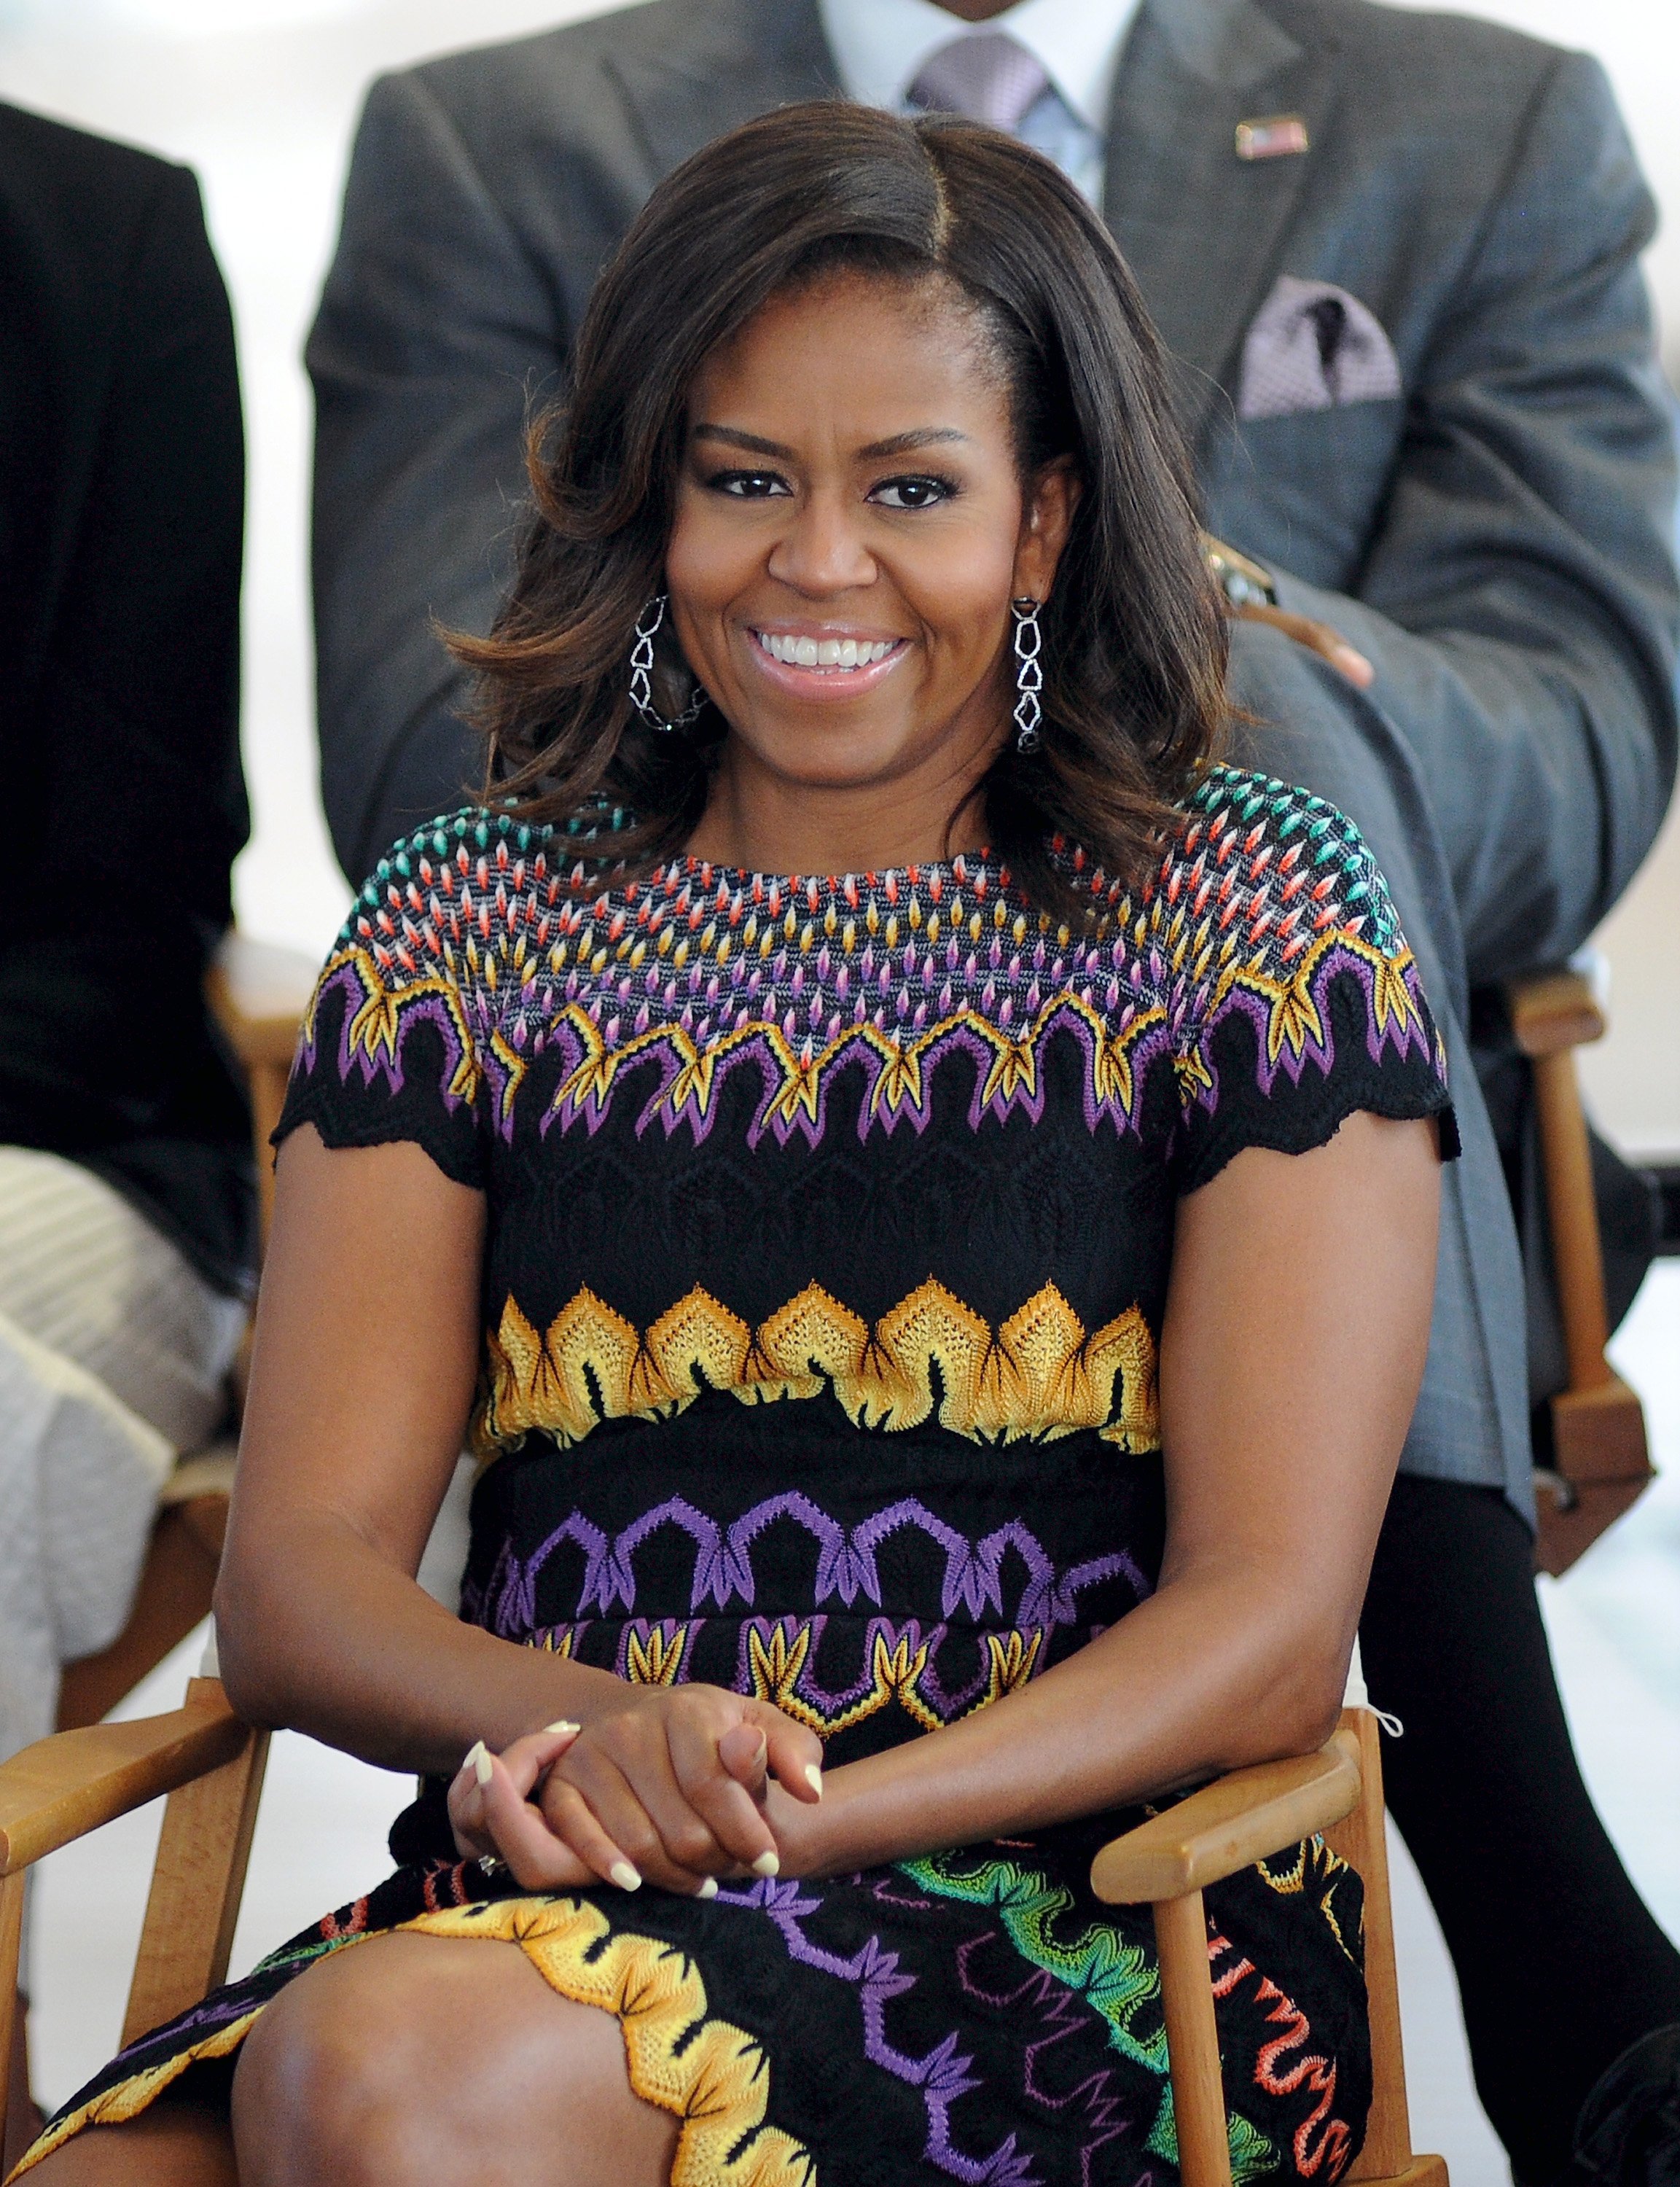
[305,0,1680,1510]
[0,101,254,1293]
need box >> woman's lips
[747,627,909,696]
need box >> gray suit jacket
[307,0,1679,1517]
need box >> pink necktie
[906,31,1050,133]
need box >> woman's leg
[15,2096,235,2185]
[233,1932,681,2187]
[1360,1474,1680,2183]
[19,1933,681,2187]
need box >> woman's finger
[663,1714,784,1876]
[531,1768,673,1895]
[757,1712,825,1805]
[496,1720,582,1796]
[447,1726,579,1858]
[474,1752,603,1890]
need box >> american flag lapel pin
[1235,114,1310,160]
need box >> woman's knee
[231,1933,677,2187]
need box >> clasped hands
[448,1683,827,1898]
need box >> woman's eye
[869,475,956,510]
[708,469,793,499]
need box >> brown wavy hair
[452,101,1227,913]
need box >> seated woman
[20,103,1450,2187]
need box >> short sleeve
[1165,770,1456,1195]
[273,813,496,1189]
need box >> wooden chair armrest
[1507,966,1606,1057]
[1089,1728,1361,1905]
[0,1688,247,1876]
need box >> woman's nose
[765,492,875,595]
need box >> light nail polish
[698,1877,719,1900]
[751,1849,781,1878]
[804,1763,824,1800]
[542,1720,581,1736]
[464,1739,492,1787]
[609,1860,643,1892]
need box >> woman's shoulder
[1140,760,1411,970]
[338,802,634,959]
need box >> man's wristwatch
[1203,534,1278,610]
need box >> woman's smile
[746,625,910,693]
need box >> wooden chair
[1506,964,1656,1575]
[0,1683,1439,2187]
[52,935,316,1739]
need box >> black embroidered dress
[25,765,1452,2187]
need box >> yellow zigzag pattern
[17,1905,812,2187]
[743,1616,1044,1739]
[398,1898,813,2187]
[477,1277,1159,1457]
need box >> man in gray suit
[308,0,1680,2174]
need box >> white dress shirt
[817,0,1141,205]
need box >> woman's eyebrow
[690,424,794,456]
[856,427,969,459]
[689,424,971,459]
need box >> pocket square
[1238,276,1402,421]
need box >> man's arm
[308,71,569,881]
[1271,52,1678,988]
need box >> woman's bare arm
[215,1133,813,1824]
[765,1107,1441,1875]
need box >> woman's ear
[1013,457,1082,601]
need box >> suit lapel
[607,0,840,183]
[1103,0,1339,447]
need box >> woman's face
[665,271,1076,843]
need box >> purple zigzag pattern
[473,1494,1148,1640]
[1181,940,1432,1119]
[954,1936,1142,2187]
[534,997,1169,1155]
[708,1874,1145,2187]
[303,958,482,1114]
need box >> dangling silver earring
[630,595,708,734]
[1011,596,1043,754]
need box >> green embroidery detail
[1145,2084,1279,2183]
[896,1851,1165,2074]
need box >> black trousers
[1359,1475,1680,2183]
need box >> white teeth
[757,632,896,670]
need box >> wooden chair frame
[1507,965,1655,1574]
[0,1690,1441,2187]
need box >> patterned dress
[24,765,1452,2187]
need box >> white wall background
[0,0,1676,1145]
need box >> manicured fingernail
[751,1849,780,1878]
[609,1860,642,1892]
[465,1739,492,1787]
[804,1764,824,1800]
[542,1720,580,1736]
[697,1876,719,1900]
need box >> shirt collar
[817,0,1140,136]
